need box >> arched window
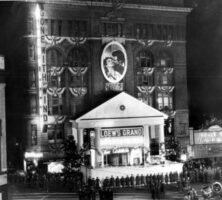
[67,48,88,87]
[156,91,173,111]
[136,49,154,106]
[46,48,63,87]
[155,51,173,86]
[46,48,64,115]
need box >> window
[31,124,37,146]
[46,49,63,87]
[103,22,123,37]
[138,92,153,107]
[58,20,62,36]
[29,70,36,88]
[157,92,173,110]
[30,95,37,114]
[27,18,34,35]
[162,74,168,85]
[0,119,2,136]
[68,20,72,37]
[48,95,63,115]
[48,124,64,143]
[28,45,35,60]
[51,19,55,35]
[136,50,153,68]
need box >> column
[159,124,165,163]
[77,128,83,150]
[144,125,151,163]
[95,128,101,168]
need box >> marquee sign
[101,127,143,138]
[36,4,48,131]
[101,41,127,83]
[194,131,222,144]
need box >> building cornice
[15,0,192,13]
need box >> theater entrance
[104,153,128,166]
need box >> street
[8,191,185,200]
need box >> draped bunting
[55,115,67,124]
[163,67,174,74]
[138,39,156,46]
[69,87,87,97]
[44,36,87,46]
[48,143,65,152]
[157,86,174,93]
[67,37,87,45]
[164,40,173,47]
[142,67,154,75]
[48,66,65,76]
[44,35,65,45]
[47,87,66,97]
[137,86,155,94]
[68,67,88,76]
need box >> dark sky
[0,0,221,128]
[187,0,222,127]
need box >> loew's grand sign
[101,127,143,138]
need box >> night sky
[187,0,222,128]
[0,0,221,129]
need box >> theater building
[6,1,191,171]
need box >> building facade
[7,0,191,170]
[0,55,8,199]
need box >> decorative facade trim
[47,87,66,96]
[69,87,87,97]
[137,86,155,94]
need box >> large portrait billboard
[101,41,127,83]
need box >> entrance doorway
[104,153,128,166]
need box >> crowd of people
[8,158,222,200]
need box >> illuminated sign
[25,152,43,159]
[101,41,127,83]
[0,56,4,70]
[36,4,48,131]
[194,131,222,144]
[101,127,143,138]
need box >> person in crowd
[115,176,120,188]
[120,176,125,188]
[95,177,101,191]
[125,175,130,188]
[136,174,140,186]
[130,174,134,187]
[110,175,115,188]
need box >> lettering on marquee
[101,127,143,138]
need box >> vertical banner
[36,4,48,132]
